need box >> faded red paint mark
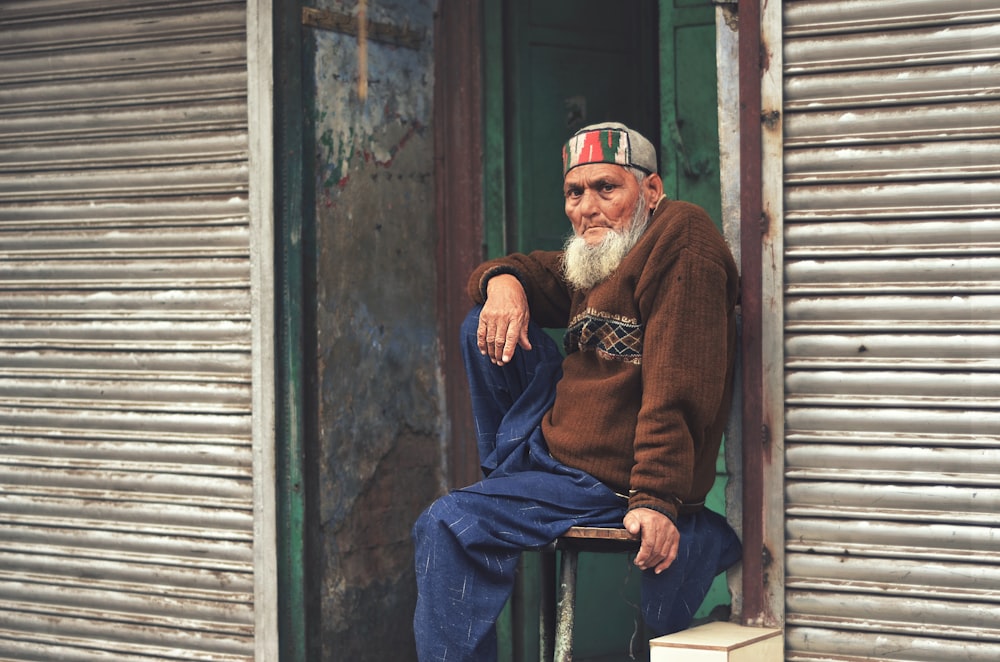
[359,122,422,170]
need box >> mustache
[562,201,650,289]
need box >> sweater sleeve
[466,250,574,329]
[627,246,734,520]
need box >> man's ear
[643,174,664,209]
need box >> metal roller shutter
[0,1,257,659]
[780,1,1000,660]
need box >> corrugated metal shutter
[0,1,256,659]
[780,2,1000,661]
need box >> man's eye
[566,189,582,198]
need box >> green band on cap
[562,129,632,174]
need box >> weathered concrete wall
[716,1,744,622]
[309,1,443,659]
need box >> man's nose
[579,188,601,215]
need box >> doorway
[486,0,659,259]
[481,1,727,659]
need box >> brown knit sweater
[468,198,739,520]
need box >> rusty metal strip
[738,0,772,629]
[301,6,423,49]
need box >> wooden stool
[538,526,641,662]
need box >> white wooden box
[649,621,782,662]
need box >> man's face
[563,163,646,246]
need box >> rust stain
[761,109,781,131]
[760,422,773,465]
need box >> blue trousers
[412,307,742,662]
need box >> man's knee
[413,495,451,541]
[412,502,433,542]
[413,492,474,546]
[413,497,458,578]
[696,509,742,573]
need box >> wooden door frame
[434,0,486,489]
[737,0,782,628]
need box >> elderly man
[413,122,741,661]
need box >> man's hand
[624,508,680,574]
[478,274,533,365]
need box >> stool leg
[540,549,556,661]
[554,548,578,662]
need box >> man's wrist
[627,490,681,522]
[479,265,524,300]
[627,503,677,524]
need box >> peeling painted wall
[308,1,443,658]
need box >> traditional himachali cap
[562,122,658,176]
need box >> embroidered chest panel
[564,308,643,364]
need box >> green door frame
[273,0,313,659]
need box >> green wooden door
[483,1,727,660]
[502,0,658,255]
[660,0,722,223]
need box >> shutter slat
[786,627,1000,662]
[787,554,1000,602]
[784,0,1000,36]
[785,101,1000,147]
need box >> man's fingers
[499,327,518,364]
[624,509,680,573]
[652,537,679,574]
[477,324,492,355]
[481,274,530,363]
[519,324,533,351]
[478,325,509,364]
[501,316,532,363]
[478,314,529,364]
[636,532,663,570]
[653,541,679,574]
[493,329,507,362]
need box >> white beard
[562,197,651,290]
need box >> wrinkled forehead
[562,162,634,189]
